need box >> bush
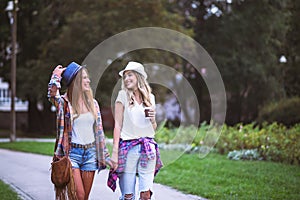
[216,122,300,165]
[257,97,300,126]
[155,121,209,145]
[155,122,300,165]
[260,123,300,165]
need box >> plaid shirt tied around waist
[107,137,163,192]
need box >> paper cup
[144,107,151,118]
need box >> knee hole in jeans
[124,193,134,200]
[139,190,152,200]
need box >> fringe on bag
[54,166,77,200]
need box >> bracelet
[52,73,61,78]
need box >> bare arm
[149,108,157,130]
[111,102,124,170]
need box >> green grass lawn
[0,180,21,200]
[0,141,299,200]
[155,153,300,200]
[0,141,55,155]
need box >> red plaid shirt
[107,137,163,191]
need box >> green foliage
[1,0,298,130]
[155,122,209,145]
[4,0,191,101]
[196,0,290,123]
[284,1,300,97]
[216,123,263,154]
[0,0,193,133]
[257,97,300,126]
[156,122,300,165]
[216,123,300,165]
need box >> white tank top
[72,112,95,144]
[115,90,156,140]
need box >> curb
[1,177,34,200]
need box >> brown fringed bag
[51,156,71,187]
[51,155,76,200]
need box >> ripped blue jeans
[119,143,156,200]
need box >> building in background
[0,77,28,130]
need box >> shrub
[260,123,300,165]
[215,123,262,154]
[155,122,300,165]
[216,122,300,165]
[155,121,209,145]
[257,97,300,126]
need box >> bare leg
[81,171,95,200]
[72,169,85,200]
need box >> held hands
[106,152,118,170]
[110,149,119,171]
[52,65,66,77]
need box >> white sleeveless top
[72,112,95,144]
[116,90,155,140]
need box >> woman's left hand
[148,108,156,124]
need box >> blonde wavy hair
[66,68,97,119]
[121,71,152,107]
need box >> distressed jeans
[119,143,156,200]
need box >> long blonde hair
[66,68,97,119]
[121,71,152,107]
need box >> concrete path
[0,149,205,200]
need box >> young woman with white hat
[108,61,163,200]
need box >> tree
[284,0,300,97]
[1,0,192,133]
[193,0,289,124]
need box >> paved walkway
[0,148,206,200]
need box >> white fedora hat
[119,61,147,79]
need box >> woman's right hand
[52,65,66,77]
[111,151,119,171]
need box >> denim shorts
[119,143,156,200]
[69,145,97,171]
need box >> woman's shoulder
[150,93,155,101]
[118,89,126,96]
[117,90,127,99]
